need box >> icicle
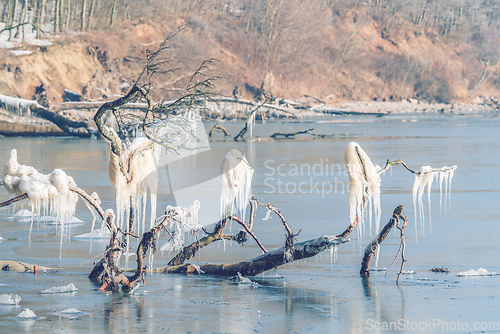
[2,149,79,251]
[159,200,201,253]
[108,137,160,233]
[220,149,254,222]
[375,244,381,268]
[248,110,256,139]
[412,166,434,235]
[447,167,455,212]
[412,165,456,235]
[344,142,381,239]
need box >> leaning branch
[359,205,404,276]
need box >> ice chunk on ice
[16,308,38,318]
[54,308,87,319]
[401,270,416,275]
[74,227,111,239]
[229,272,253,284]
[456,268,498,277]
[13,209,35,219]
[39,283,78,294]
[0,294,21,304]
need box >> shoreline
[1,99,498,137]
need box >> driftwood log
[159,235,347,276]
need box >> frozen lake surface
[0,113,499,333]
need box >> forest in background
[1,0,500,105]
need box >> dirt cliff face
[0,9,497,105]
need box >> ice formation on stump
[344,142,381,238]
[412,165,457,234]
[220,149,254,222]
[108,137,160,235]
[160,200,201,253]
[2,149,79,226]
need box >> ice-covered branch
[344,142,381,238]
[167,217,231,266]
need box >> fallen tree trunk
[0,93,91,137]
[211,96,297,117]
[158,235,347,276]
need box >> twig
[253,198,295,261]
[230,216,268,253]
[384,215,407,284]
[270,128,315,138]
[209,124,230,137]
[0,193,28,207]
